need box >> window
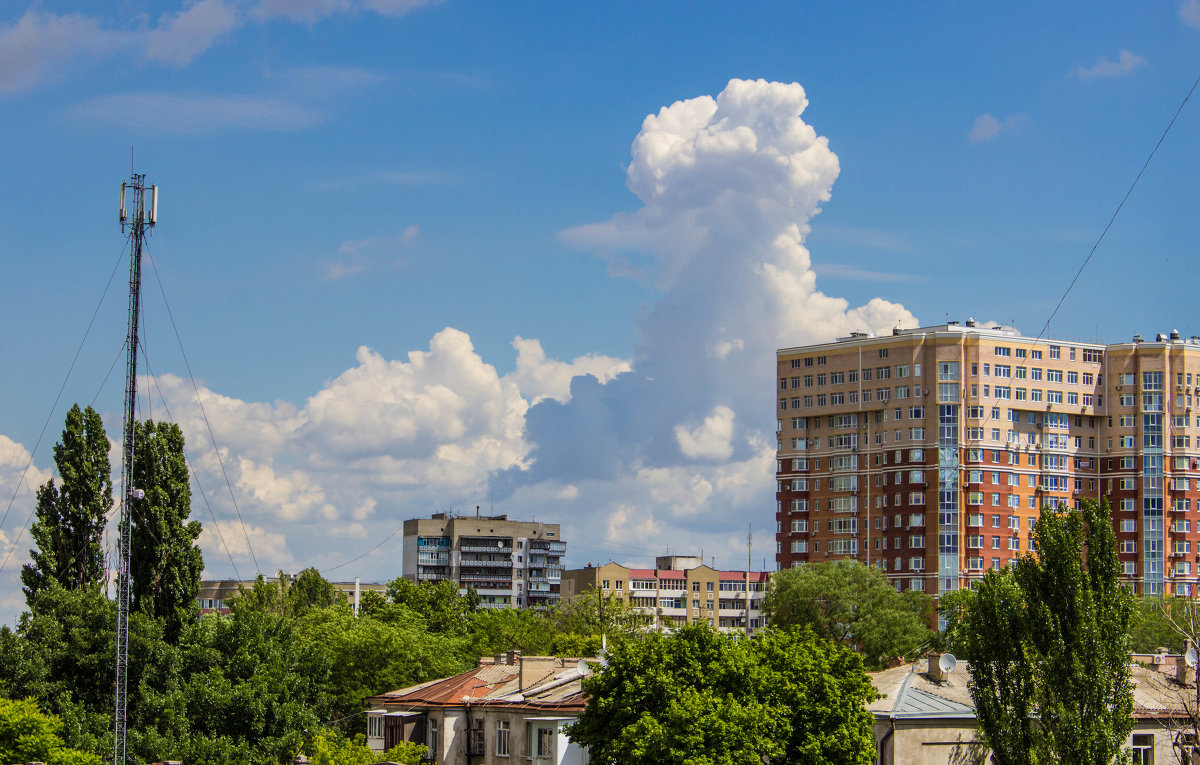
[368,714,384,740]
[536,727,555,757]
[428,717,439,761]
[1132,734,1154,765]
[496,721,510,756]
[468,718,485,756]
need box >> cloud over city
[0,79,915,620]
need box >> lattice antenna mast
[114,174,156,765]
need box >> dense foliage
[961,499,1134,765]
[21,404,112,600]
[130,419,205,642]
[0,697,101,765]
[565,623,879,765]
[763,559,934,667]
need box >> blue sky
[1,0,1199,620]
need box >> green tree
[0,697,102,765]
[1128,597,1189,654]
[962,569,1037,765]
[467,606,557,657]
[565,623,878,765]
[934,587,974,656]
[1018,498,1133,765]
[0,587,182,758]
[305,733,425,765]
[134,608,334,765]
[21,404,113,603]
[385,578,477,635]
[294,605,469,733]
[130,419,204,642]
[965,499,1133,765]
[288,567,345,616]
[763,560,934,668]
[551,587,653,641]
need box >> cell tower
[114,174,156,765]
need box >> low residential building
[364,652,590,764]
[196,576,387,615]
[869,652,1198,764]
[560,554,769,633]
[402,512,566,609]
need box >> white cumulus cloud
[145,0,241,66]
[1185,0,1200,29]
[0,11,132,94]
[1070,50,1148,80]
[675,406,736,461]
[968,112,1028,143]
[2,78,923,615]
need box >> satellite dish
[939,653,958,675]
[575,659,591,675]
[497,541,504,548]
[1186,648,1198,669]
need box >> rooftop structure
[364,652,591,763]
[868,652,1198,764]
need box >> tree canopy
[565,623,878,765]
[762,559,933,667]
[130,419,204,642]
[962,498,1133,765]
[0,697,102,765]
[21,404,112,603]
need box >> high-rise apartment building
[776,321,1200,599]
[402,512,565,608]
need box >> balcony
[460,558,512,568]
[459,573,513,584]
[461,544,514,553]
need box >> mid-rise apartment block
[776,321,1200,599]
[402,512,565,608]
[197,576,388,615]
[561,554,769,632]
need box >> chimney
[518,655,560,690]
[1176,657,1196,686]
[927,652,957,684]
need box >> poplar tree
[21,404,113,604]
[129,419,203,642]
[965,498,1133,765]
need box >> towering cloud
[0,80,916,621]
[498,79,913,496]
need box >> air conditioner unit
[1116,384,1123,391]
[1154,654,1166,665]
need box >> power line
[140,344,242,580]
[0,239,128,575]
[1034,70,1200,343]
[143,248,261,576]
[321,522,405,575]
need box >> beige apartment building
[197,576,387,615]
[776,321,1200,600]
[561,554,769,632]
[402,512,565,608]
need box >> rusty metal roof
[366,657,590,713]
